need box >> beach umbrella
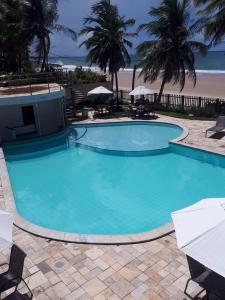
[172,198,225,277]
[0,210,13,252]
[129,85,153,96]
[87,86,113,95]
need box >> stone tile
[110,278,135,298]
[82,278,107,297]
[26,271,48,290]
[64,287,85,300]
[46,282,71,299]
[118,266,141,281]
[37,261,52,274]
[85,248,104,260]
[72,271,87,285]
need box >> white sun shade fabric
[0,210,13,251]
[172,198,225,277]
[129,86,153,96]
[87,86,113,95]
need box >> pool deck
[0,115,223,299]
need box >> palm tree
[137,0,207,102]
[0,0,77,73]
[0,0,31,73]
[80,0,136,106]
[23,0,77,72]
[194,0,225,46]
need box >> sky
[50,0,224,57]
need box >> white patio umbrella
[87,86,113,95]
[0,210,13,251]
[129,85,153,96]
[172,198,225,277]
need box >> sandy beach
[117,71,225,99]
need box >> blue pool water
[3,122,225,235]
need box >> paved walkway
[0,115,222,300]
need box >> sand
[117,71,225,99]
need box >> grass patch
[156,110,216,121]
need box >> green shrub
[69,66,107,84]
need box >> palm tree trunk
[157,77,166,103]
[41,39,47,72]
[131,64,137,105]
[111,72,114,89]
[115,71,119,107]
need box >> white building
[0,91,65,143]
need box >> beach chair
[129,105,137,119]
[0,245,26,294]
[144,101,155,118]
[3,279,33,300]
[205,115,225,137]
[184,255,211,299]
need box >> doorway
[22,105,35,126]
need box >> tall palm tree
[194,0,225,46]
[23,0,77,72]
[137,0,207,102]
[0,0,30,73]
[80,0,136,106]
[0,0,77,73]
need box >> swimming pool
[3,121,225,238]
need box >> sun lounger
[205,116,225,137]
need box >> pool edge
[0,119,188,245]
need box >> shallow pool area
[3,121,225,236]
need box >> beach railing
[117,90,225,115]
[0,71,65,96]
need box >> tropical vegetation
[137,0,207,102]
[194,0,225,46]
[0,0,76,74]
[80,0,136,105]
[69,67,107,84]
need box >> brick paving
[0,115,223,299]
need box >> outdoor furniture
[136,104,145,118]
[144,101,155,118]
[87,86,113,96]
[129,105,137,119]
[3,279,33,300]
[94,104,110,117]
[172,198,225,299]
[0,245,26,294]
[129,86,153,97]
[205,115,225,137]
[184,255,211,299]
[0,210,13,252]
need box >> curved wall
[0,91,65,142]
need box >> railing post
[166,94,170,108]
[59,71,62,91]
[215,99,219,113]
[120,90,123,100]
[48,73,50,93]
[198,97,202,109]
[181,95,184,111]
[28,76,32,96]
[154,93,157,103]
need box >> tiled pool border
[0,119,191,244]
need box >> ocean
[48,51,225,74]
